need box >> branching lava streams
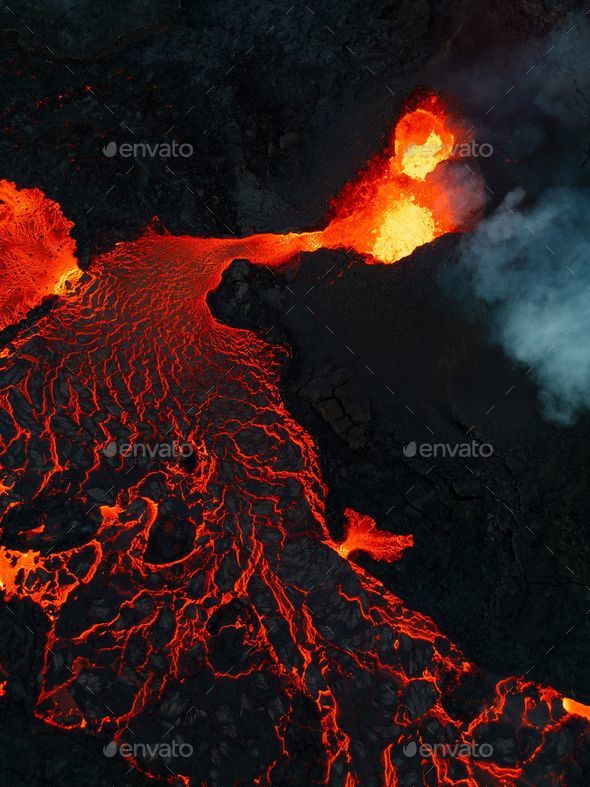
[0,98,588,785]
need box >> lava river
[0,96,589,785]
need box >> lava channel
[0,95,588,786]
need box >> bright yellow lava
[371,199,436,263]
[54,266,82,296]
[563,697,590,721]
[399,131,448,180]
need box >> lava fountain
[320,94,482,263]
[0,94,482,326]
[0,96,586,786]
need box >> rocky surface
[211,244,590,700]
[1,0,589,784]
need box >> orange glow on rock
[0,547,39,597]
[333,508,413,562]
[0,180,78,330]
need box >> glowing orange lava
[320,94,482,263]
[0,547,39,596]
[334,508,413,562]
[394,106,455,180]
[371,201,436,263]
[0,96,481,338]
[1,96,582,787]
[0,180,78,330]
[563,697,590,721]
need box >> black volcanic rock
[2,1,182,59]
[207,258,287,337]
[211,242,590,701]
[0,0,588,784]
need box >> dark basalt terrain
[211,242,590,699]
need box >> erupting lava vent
[0,96,588,785]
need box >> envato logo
[103,440,194,459]
[403,441,493,459]
[103,740,193,760]
[405,140,493,159]
[402,740,493,759]
[102,140,194,158]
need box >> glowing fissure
[0,97,586,785]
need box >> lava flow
[0,96,588,786]
[0,179,79,331]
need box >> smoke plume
[446,17,590,424]
[456,187,590,424]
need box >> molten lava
[394,105,455,180]
[334,508,413,562]
[320,94,481,264]
[0,547,38,596]
[0,96,586,786]
[563,697,590,721]
[0,180,78,330]
[0,96,481,340]
[372,200,436,263]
